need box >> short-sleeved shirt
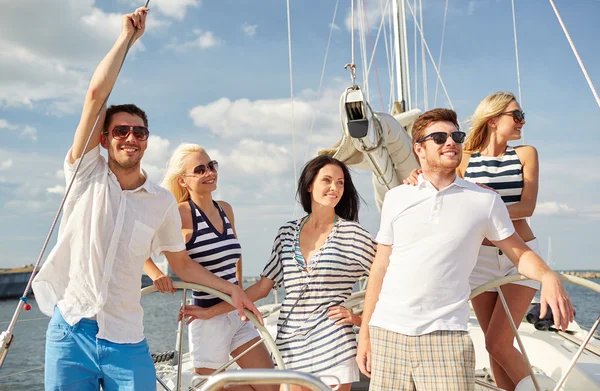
[261,217,376,374]
[370,174,514,336]
[32,146,186,343]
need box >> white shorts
[188,310,260,369]
[314,358,360,385]
[470,238,541,292]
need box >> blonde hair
[161,143,207,203]
[464,91,517,153]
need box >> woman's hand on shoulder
[328,305,361,327]
[402,169,422,186]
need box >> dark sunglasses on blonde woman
[182,161,219,177]
[500,109,525,123]
[417,131,466,145]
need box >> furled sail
[320,86,420,209]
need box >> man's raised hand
[122,7,149,43]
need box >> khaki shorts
[369,326,475,391]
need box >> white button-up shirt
[33,146,185,343]
[370,174,514,336]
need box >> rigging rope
[418,0,428,110]
[510,0,524,145]
[363,0,386,111]
[548,0,600,110]
[286,0,298,218]
[405,0,454,110]
[433,0,449,107]
[358,0,371,100]
[413,0,418,108]
[304,0,340,162]
[382,0,395,111]
[367,0,391,111]
[0,1,150,369]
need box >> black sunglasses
[500,109,525,123]
[183,160,219,177]
[110,125,150,141]
[417,131,466,145]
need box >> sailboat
[144,1,600,390]
[1,1,599,391]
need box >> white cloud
[0,159,13,171]
[242,23,258,37]
[55,170,65,179]
[142,135,172,182]
[0,1,157,114]
[166,30,222,52]
[188,88,341,142]
[344,1,386,31]
[0,119,38,141]
[150,0,200,20]
[330,23,340,31]
[47,185,66,195]
[214,139,291,175]
[534,202,577,216]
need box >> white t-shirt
[370,174,514,336]
[33,146,186,343]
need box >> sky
[0,0,598,275]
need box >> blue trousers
[45,307,156,391]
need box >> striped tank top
[186,200,241,308]
[464,145,524,206]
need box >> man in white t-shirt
[26,8,261,391]
[356,108,573,391]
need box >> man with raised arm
[32,7,261,391]
[356,108,574,391]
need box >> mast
[392,0,412,112]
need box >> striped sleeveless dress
[186,200,241,307]
[464,145,524,206]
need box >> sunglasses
[111,125,150,141]
[182,160,219,177]
[500,109,525,123]
[417,131,466,145]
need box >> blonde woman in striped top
[461,92,540,391]
[162,144,277,391]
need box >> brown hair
[411,108,459,160]
[102,104,149,135]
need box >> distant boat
[0,265,170,299]
[0,266,38,299]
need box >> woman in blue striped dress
[182,155,376,391]
[162,143,277,391]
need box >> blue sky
[0,0,598,275]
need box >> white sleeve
[152,199,186,258]
[64,146,103,183]
[375,191,395,245]
[484,194,515,241]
